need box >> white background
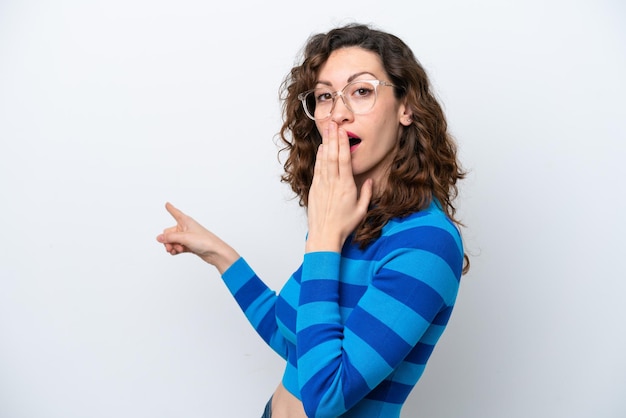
[1,0,625,417]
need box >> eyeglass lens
[304,81,379,120]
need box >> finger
[165,202,187,223]
[325,122,339,178]
[321,139,329,179]
[170,243,187,255]
[158,230,187,246]
[313,144,324,181]
[356,178,374,217]
[337,127,352,178]
[163,240,187,255]
[156,228,175,243]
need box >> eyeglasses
[298,79,396,121]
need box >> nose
[330,93,353,124]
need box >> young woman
[157,23,468,418]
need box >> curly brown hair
[279,23,469,273]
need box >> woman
[157,23,468,418]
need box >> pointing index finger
[165,202,185,222]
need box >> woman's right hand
[156,202,239,274]
[305,122,372,253]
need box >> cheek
[375,104,402,132]
[375,117,402,147]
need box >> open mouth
[347,133,361,149]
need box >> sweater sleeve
[296,233,462,417]
[221,257,289,360]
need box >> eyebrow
[316,71,378,87]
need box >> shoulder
[383,201,460,239]
[376,201,464,278]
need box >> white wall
[1,1,624,417]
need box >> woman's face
[314,46,412,188]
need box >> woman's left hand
[305,121,373,253]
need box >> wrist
[202,243,240,275]
[305,232,343,253]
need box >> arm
[221,257,289,358]
[299,123,461,416]
[156,203,288,358]
[297,228,462,417]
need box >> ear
[398,102,413,126]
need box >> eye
[349,82,375,99]
[315,91,333,103]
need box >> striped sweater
[221,201,464,417]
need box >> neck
[354,174,385,200]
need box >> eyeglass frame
[297,79,398,121]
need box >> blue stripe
[282,360,300,391]
[366,379,413,403]
[377,226,463,278]
[384,249,459,304]
[278,276,301,310]
[343,328,393,388]
[302,251,341,279]
[342,357,371,408]
[300,279,339,304]
[404,342,435,365]
[420,324,446,345]
[342,238,379,260]
[391,362,425,385]
[348,307,412,367]
[374,269,444,322]
[234,277,267,312]
[287,346,298,367]
[292,265,303,284]
[298,300,340,331]
[221,257,255,294]
[343,398,403,417]
[338,282,366,307]
[383,210,450,236]
[339,258,375,285]
[298,323,342,357]
[300,361,345,417]
[341,206,458,262]
[341,212,432,261]
[256,308,277,343]
[276,295,296,333]
[432,305,454,326]
[356,285,429,345]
